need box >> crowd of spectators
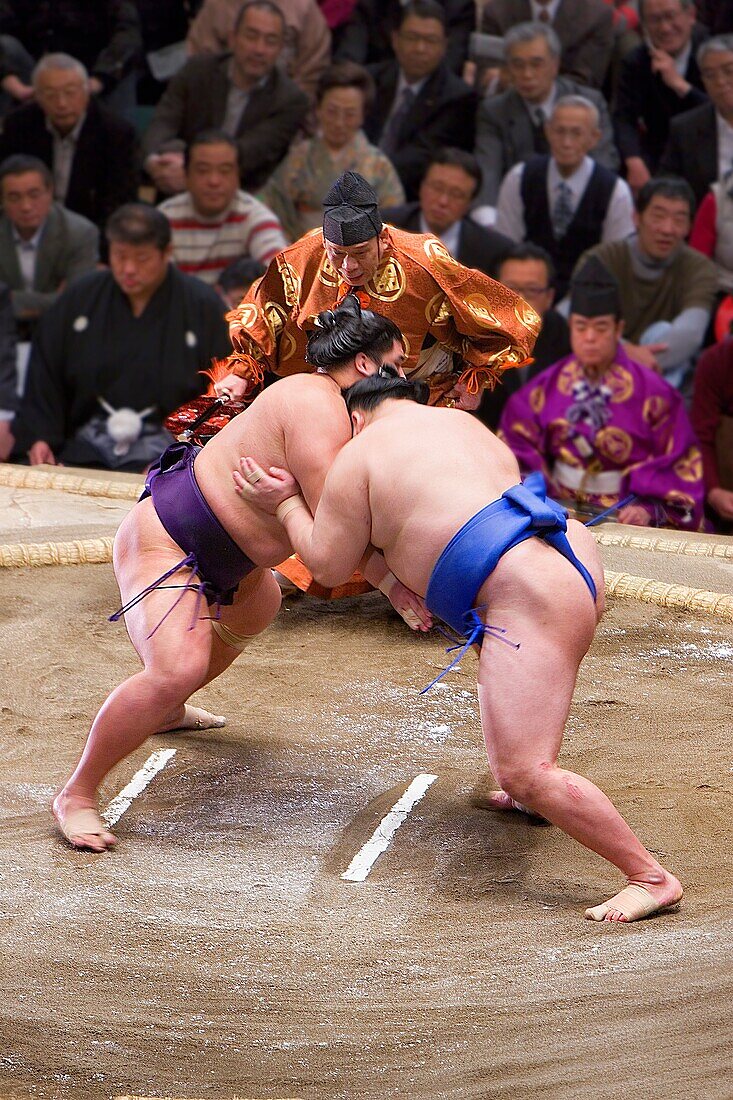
[0,0,731,534]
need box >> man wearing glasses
[613,0,708,195]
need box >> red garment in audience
[690,339,733,492]
[318,0,358,27]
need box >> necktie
[380,86,415,158]
[552,180,574,238]
[532,107,549,154]
[536,1,551,21]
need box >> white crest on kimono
[98,398,156,456]
[73,315,89,332]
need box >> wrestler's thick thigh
[216,567,282,639]
[564,517,606,620]
[204,567,282,680]
[112,498,213,679]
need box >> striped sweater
[159,189,287,286]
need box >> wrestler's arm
[235,440,433,630]
[276,454,373,589]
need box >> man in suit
[481,0,614,90]
[474,21,619,212]
[477,242,570,429]
[613,0,708,194]
[143,0,308,197]
[335,0,475,74]
[495,95,635,299]
[659,35,733,207]
[13,204,231,471]
[187,0,331,103]
[186,0,330,103]
[0,154,99,339]
[383,147,513,278]
[0,53,140,231]
[363,0,477,201]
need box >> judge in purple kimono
[498,257,705,531]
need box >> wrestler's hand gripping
[233,458,433,632]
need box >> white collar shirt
[12,223,45,289]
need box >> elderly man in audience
[480,0,614,90]
[12,204,230,472]
[499,257,706,531]
[260,61,405,244]
[575,177,718,393]
[187,0,331,102]
[0,54,139,232]
[613,0,708,195]
[143,1,308,197]
[495,95,635,300]
[362,0,477,201]
[335,0,474,74]
[473,22,618,216]
[159,130,286,287]
[383,148,513,279]
[0,155,99,340]
[477,242,570,430]
[690,336,733,530]
[660,35,733,206]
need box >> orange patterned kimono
[224,226,541,405]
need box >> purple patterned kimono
[498,342,705,530]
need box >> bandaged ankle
[276,495,306,522]
[211,618,255,652]
[378,570,397,598]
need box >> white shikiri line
[102,748,177,826]
[342,773,438,882]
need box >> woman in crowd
[260,60,404,243]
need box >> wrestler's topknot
[344,367,429,413]
[306,295,402,371]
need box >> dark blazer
[364,61,477,200]
[0,281,18,414]
[696,0,733,34]
[335,0,475,73]
[0,203,99,331]
[475,75,619,207]
[382,201,513,277]
[0,0,142,90]
[476,310,571,431]
[143,53,309,191]
[613,25,709,169]
[658,101,719,207]
[481,0,614,90]
[0,99,139,230]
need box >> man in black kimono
[13,203,230,471]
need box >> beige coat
[186,0,331,101]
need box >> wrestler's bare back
[193,373,351,565]
[320,403,604,616]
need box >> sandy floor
[1,551,732,1099]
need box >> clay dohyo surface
[0,566,732,1100]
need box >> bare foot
[473,787,549,824]
[585,873,683,923]
[52,791,117,852]
[155,704,226,734]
